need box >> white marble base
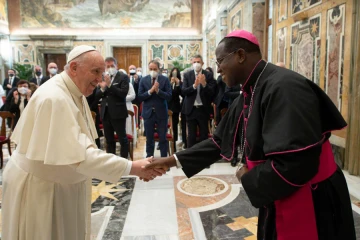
[121,177,178,238]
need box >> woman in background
[126,82,137,145]
[168,67,182,152]
[9,80,32,127]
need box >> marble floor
[0,136,360,240]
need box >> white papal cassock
[2,72,131,240]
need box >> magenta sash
[246,140,337,240]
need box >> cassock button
[243,105,248,109]
[243,92,248,98]
[244,117,248,122]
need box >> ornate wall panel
[278,0,287,22]
[292,0,322,15]
[276,27,287,64]
[325,4,346,111]
[15,43,35,64]
[148,41,202,70]
[252,2,265,53]
[290,14,321,84]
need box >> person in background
[205,67,214,75]
[3,69,20,96]
[86,85,103,148]
[9,80,32,127]
[30,65,47,86]
[129,65,141,120]
[275,62,286,68]
[168,67,182,152]
[138,60,172,158]
[41,62,58,85]
[182,54,216,148]
[125,82,137,146]
[97,57,129,159]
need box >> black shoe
[231,158,238,167]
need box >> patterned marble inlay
[325,4,346,111]
[291,14,321,84]
[277,27,287,64]
[292,0,322,15]
[278,0,288,22]
[178,176,229,197]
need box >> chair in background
[114,110,135,161]
[0,111,15,169]
[133,104,139,146]
[154,110,175,156]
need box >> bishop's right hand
[144,156,177,172]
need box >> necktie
[195,73,202,105]
[131,76,134,85]
[38,77,41,85]
[152,78,156,86]
[10,77,12,86]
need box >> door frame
[105,40,147,75]
[36,46,72,73]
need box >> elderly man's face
[76,51,105,96]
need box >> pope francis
[2,45,163,240]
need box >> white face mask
[193,63,202,72]
[136,71,142,77]
[162,73,168,77]
[49,68,57,75]
[129,69,136,75]
[149,70,158,79]
[18,87,28,95]
[107,67,117,76]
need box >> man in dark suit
[168,67,182,152]
[40,62,58,85]
[3,69,20,96]
[30,65,47,86]
[182,54,216,148]
[138,60,172,157]
[97,57,129,158]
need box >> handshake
[129,156,177,181]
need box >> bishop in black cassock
[145,30,356,240]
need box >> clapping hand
[198,74,206,87]
[26,89,32,100]
[153,81,160,93]
[104,74,112,87]
[130,157,167,182]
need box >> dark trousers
[144,112,168,157]
[172,112,179,152]
[186,106,209,148]
[103,109,128,158]
[181,113,187,148]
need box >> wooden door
[44,53,66,75]
[113,47,142,73]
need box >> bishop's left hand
[236,165,248,182]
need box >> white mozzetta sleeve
[75,147,130,183]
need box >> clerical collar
[61,72,82,99]
[241,60,267,93]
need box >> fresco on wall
[20,0,191,28]
[278,0,287,22]
[230,10,241,31]
[325,4,345,111]
[290,14,321,84]
[292,0,321,15]
[277,27,287,64]
[17,44,35,64]
[0,0,7,24]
